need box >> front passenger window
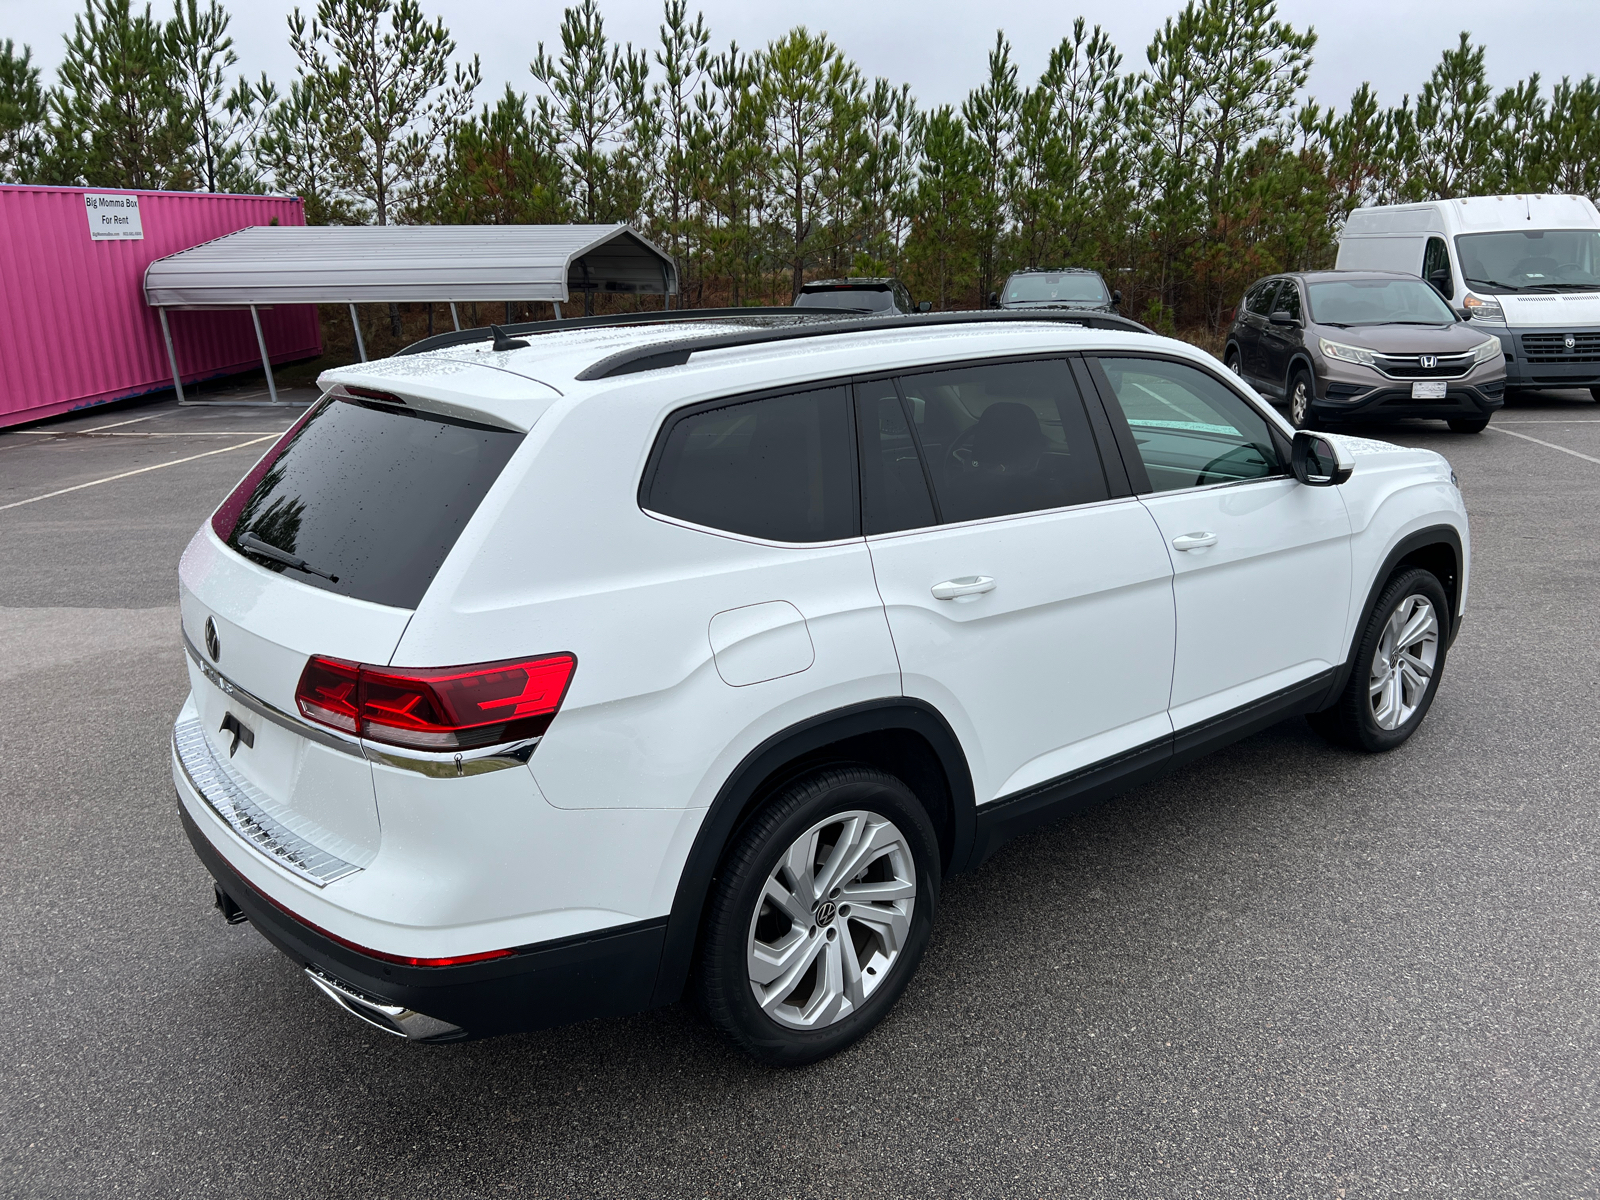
[1095,357,1283,493]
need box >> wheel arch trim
[1321,524,1464,709]
[649,698,975,1008]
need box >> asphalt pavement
[3,388,1598,1199]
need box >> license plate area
[1412,381,1448,399]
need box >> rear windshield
[211,397,523,609]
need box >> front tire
[698,766,940,1066]
[1288,368,1318,430]
[1448,417,1489,433]
[1224,347,1242,376]
[1309,568,1450,752]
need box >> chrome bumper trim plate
[173,717,362,887]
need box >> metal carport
[142,223,678,405]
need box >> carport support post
[349,304,368,361]
[157,307,186,404]
[449,302,460,331]
[249,305,279,405]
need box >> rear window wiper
[237,532,340,583]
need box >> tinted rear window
[644,386,857,542]
[211,398,523,609]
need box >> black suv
[1225,271,1507,433]
[794,278,929,315]
[993,268,1120,314]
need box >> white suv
[173,311,1469,1064]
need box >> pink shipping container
[0,185,322,429]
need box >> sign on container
[84,193,144,241]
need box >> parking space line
[1489,426,1600,465]
[78,414,161,433]
[12,430,291,437]
[1497,419,1600,424]
[0,436,276,512]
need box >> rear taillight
[295,653,576,751]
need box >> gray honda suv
[1224,270,1507,433]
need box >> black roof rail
[395,306,870,356]
[572,309,1155,381]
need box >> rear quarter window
[211,397,523,609]
[643,385,857,543]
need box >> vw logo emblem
[204,616,221,662]
[815,900,838,926]
[1419,355,1437,369]
[1565,335,1577,349]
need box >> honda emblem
[1419,355,1437,370]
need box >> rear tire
[698,765,940,1066]
[1589,386,1600,403]
[1309,568,1450,753]
[1288,368,1318,430]
[1447,417,1489,433]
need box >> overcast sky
[5,0,1596,118]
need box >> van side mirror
[1454,305,1472,321]
[1291,430,1353,486]
[1269,309,1297,326]
[918,301,932,313]
[1427,269,1452,296]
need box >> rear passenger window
[896,360,1109,523]
[857,379,937,535]
[645,386,857,542]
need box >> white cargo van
[1337,194,1600,399]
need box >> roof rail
[395,306,870,357]
[572,309,1155,381]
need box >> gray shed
[142,223,678,404]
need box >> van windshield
[1455,229,1600,291]
[211,397,523,609]
[1305,278,1458,326]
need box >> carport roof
[143,223,677,308]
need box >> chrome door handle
[930,575,996,600]
[1171,532,1218,551]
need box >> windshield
[1305,277,1457,325]
[1456,229,1600,291]
[211,397,523,609]
[1003,273,1109,304]
[794,288,895,312]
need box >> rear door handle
[930,575,996,600]
[1171,532,1218,551]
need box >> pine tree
[0,40,48,183]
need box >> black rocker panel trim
[650,698,975,1008]
[970,670,1337,867]
[181,803,666,1039]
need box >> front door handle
[1171,532,1218,551]
[930,575,996,600]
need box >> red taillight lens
[295,653,576,751]
[295,656,361,733]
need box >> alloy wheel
[746,809,917,1030]
[1369,594,1439,730]
[1291,378,1311,427]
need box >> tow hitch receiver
[214,883,249,925]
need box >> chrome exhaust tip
[304,967,464,1042]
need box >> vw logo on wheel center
[203,616,221,662]
[814,900,837,926]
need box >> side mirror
[1291,430,1353,487]
[1269,309,1297,326]
[1455,305,1472,321]
[1111,289,1123,308]
[988,291,1000,308]
[918,300,932,313]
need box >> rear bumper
[1313,379,1504,423]
[179,802,667,1040]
